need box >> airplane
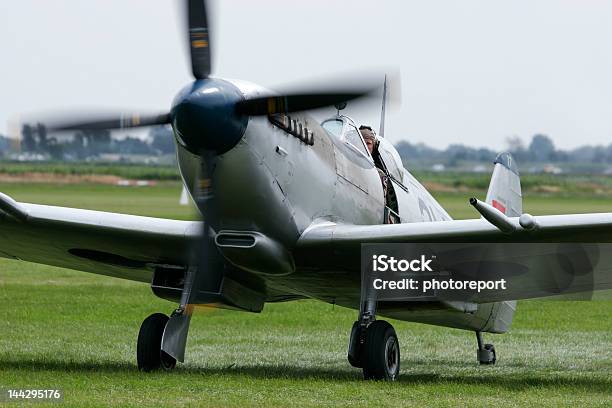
[3,0,611,381]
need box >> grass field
[0,182,611,407]
[0,162,181,181]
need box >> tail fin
[485,152,522,217]
[482,152,521,333]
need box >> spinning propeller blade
[236,89,376,116]
[187,0,212,80]
[41,112,171,132]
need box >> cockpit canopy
[321,117,370,157]
[376,137,403,181]
[321,116,403,182]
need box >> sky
[1,0,611,150]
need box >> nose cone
[171,78,248,154]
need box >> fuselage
[176,79,451,240]
[172,78,510,334]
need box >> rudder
[485,152,522,217]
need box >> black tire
[479,344,496,365]
[362,320,400,381]
[137,313,176,372]
[347,321,363,368]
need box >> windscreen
[321,119,343,139]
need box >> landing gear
[476,331,496,365]
[137,313,177,372]
[348,297,401,380]
[348,318,400,381]
[363,320,400,380]
[137,264,200,371]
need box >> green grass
[436,191,612,220]
[0,183,610,407]
[0,182,196,220]
[0,162,180,180]
[414,170,612,196]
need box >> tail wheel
[362,320,400,381]
[479,343,497,365]
[137,313,176,371]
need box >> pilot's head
[359,125,376,155]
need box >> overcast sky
[1,0,611,149]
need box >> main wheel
[347,321,363,368]
[137,313,176,371]
[362,320,400,381]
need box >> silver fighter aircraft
[4,0,611,381]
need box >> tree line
[0,124,175,160]
[396,134,612,165]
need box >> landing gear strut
[476,331,496,365]
[348,298,400,380]
[137,262,203,371]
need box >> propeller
[25,0,378,137]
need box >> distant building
[543,164,562,175]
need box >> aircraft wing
[0,193,199,282]
[298,214,612,245]
[297,214,612,301]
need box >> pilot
[360,125,396,224]
[359,125,377,155]
[359,125,388,196]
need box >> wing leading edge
[298,213,612,245]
